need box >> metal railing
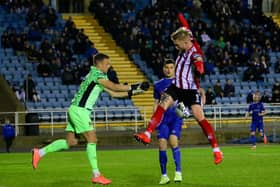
[0,104,279,136]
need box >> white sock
[175,171,182,175]
[38,149,45,157]
[144,131,151,138]
[213,147,220,152]
[93,169,100,178]
[162,174,167,177]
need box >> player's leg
[157,125,170,184]
[250,131,257,149]
[158,138,170,184]
[169,135,182,182]
[83,130,112,185]
[134,85,177,144]
[5,138,12,153]
[32,105,79,170]
[169,117,182,182]
[32,132,74,170]
[250,124,257,149]
[191,104,223,164]
[259,123,267,144]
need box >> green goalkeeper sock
[87,143,100,176]
[42,139,69,156]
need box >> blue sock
[250,135,256,146]
[159,150,167,175]
[172,147,181,172]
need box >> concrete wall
[0,76,25,123]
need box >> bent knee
[67,138,78,146]
[169,142,178,148]
[158,139,167,150]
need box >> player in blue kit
[245,91,267,150]
[154,59,184,184]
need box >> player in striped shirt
[134,27,223,165]
[31,53,149,184]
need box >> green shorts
[65,105,94,134]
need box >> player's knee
[169,136,178,148]
[158,139,167,150]
[67,138,78,146]
[160,94,173,109]
[170,142,178,148]
[250,132,256,136]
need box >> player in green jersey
[32,53,149,185]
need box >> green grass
[0,145,280,187]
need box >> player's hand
[175,102,190,119]
[128,81,150,97]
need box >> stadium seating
[0,5,142,121]
[1,2,280,120]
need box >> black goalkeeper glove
[128,81,150,98]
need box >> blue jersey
[154,77,177,118]
[247,102,265,124]
[154,78,183,139]
[2,124,15,139]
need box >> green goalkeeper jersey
[71,66,108,110]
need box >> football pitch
[0,145,279,187]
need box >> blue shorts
[157,113,182,140]
[250,122,264,133]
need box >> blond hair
[170,27,190,41]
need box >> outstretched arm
[99,79,150,98]
[99,79,130,92]
[177,12,190,29]
[104,88,129,98]
[177,12,204,55]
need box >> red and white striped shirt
[173,45,203,90]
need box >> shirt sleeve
[247,104,252,112]
[261,103,265,112]
[153,84,160,100]
[94,69,108,83]
[191,52,203,61]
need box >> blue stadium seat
[95,110,105,120]
[45,81,54,88]
[33,102,44,110]
[47,97,56,103]
[115,99,125,107]
[60,89,68,96]
[37,82,45,88]
[230,108,239,115]
[230,97,239,104]
[123,109,134,119]
[221,97,230,104]
[204,108,213,116]
[215,97,222,104]
[124,99,133,107]
[51,89,60,95]
[114,110,123,119]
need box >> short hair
[92,53,109,65]
[170,27,190,41]
[163,59,175,66]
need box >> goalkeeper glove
[128,81,150,98]
[175,102,190,119]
